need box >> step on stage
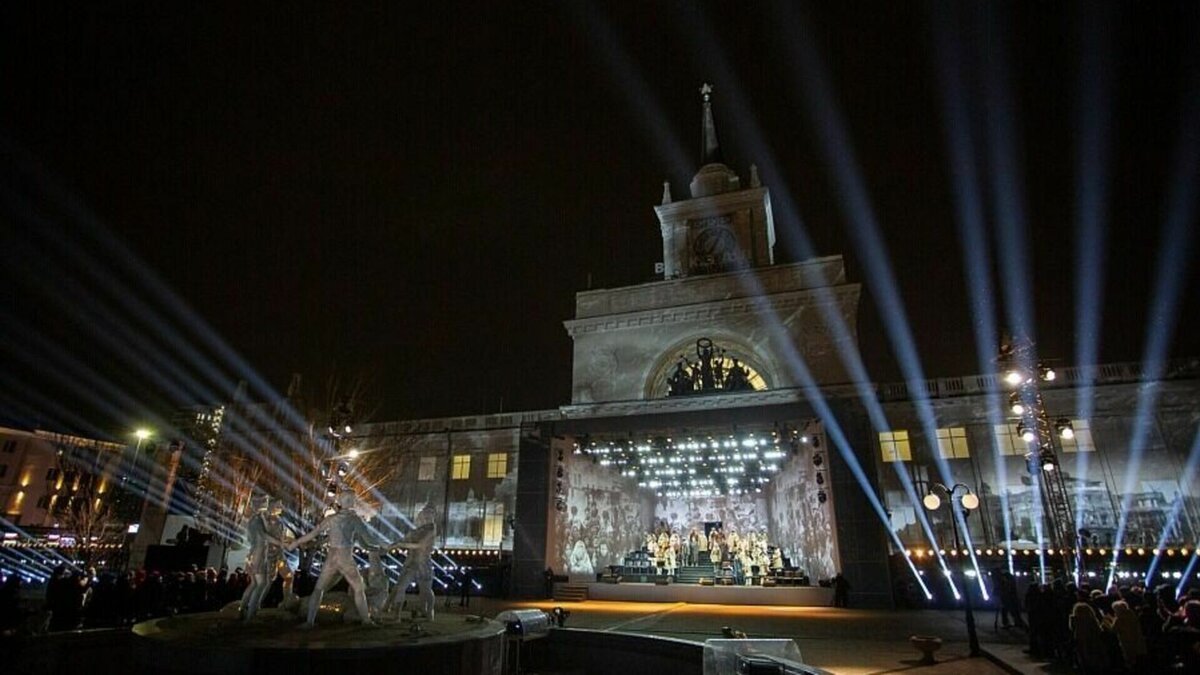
[581,581,834,606]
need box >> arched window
[653,337,769,398]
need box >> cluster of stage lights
[1002,362,1074,473]
[573,427,806,498]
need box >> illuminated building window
[418,456,437,481]
[1061,419,1096,452]
[483,505,505,546]
[487,453,508,478]
[1,440,15,453]
[936,427,970,459]
[993,424,1025,456]
[451,454,471,480]
[879,431,911,462]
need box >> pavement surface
[442,596,1038,675]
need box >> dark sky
[1,1,1198,433]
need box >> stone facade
[565,256,860,403]
[870,361,1200,552]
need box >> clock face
[690,218,738,274]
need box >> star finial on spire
[699,83,721,164]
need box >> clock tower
[564,84,860,404]
[655,84,776,279]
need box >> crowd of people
[1021,577,1200,672]
[2,563,288,633]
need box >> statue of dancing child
[287,491,382,627]
[380,505,438,621]
[239,494,286,621]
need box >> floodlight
[1017,422,1036,443]
[1009,392,1025,415]
[1056,419,1075,440]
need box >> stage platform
[583,581,834,606]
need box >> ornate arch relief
[644,336,772,399]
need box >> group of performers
[642,523,784,582]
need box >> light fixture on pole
[129,428,153,492]
[924,482,981,658]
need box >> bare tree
[45,440,126,569]
[187,372,397,573]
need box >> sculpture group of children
[238,491,438,628]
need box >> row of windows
[415,453,510,481]
[879,420,1096,463]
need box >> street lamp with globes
[923,483,981,657]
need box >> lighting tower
[997,335,1075,578]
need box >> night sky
[2,2,1198,434]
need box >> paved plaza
[442,597,1038,675]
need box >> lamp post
[923,482,981,658]
[127,428,153,495]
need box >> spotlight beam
[1144,429,1200,584]
[1108,58,1200,587]
[977,2,1037,347]
[1070,1,1116,535]
[770,0,988,597]
[930,0,1016,570]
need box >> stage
[581,581,834,607]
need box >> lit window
[993,424,1025,456]
[487,453,508,478]
[879,431,911,462]
[417,456,437,481]
[451,454,471,480]
[483,505,505,546]
[1061,420,1096,452]
[936,427,970,459]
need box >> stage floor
[583,582,834,606]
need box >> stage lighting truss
[997,334,1074,577]
[574,424,812,498]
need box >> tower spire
[700,83,722,165]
